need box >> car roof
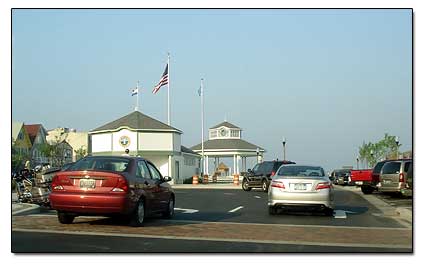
[281,164,322,168]
[85,155,141,160]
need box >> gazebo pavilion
[190,121,265,176]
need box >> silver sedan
[268,164,334,216]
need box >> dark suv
[242,160,296,192]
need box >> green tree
[39,141,70,167]
[11,138,30,172]
[358,133,401,168]
[75,146,87,160]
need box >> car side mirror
[247,169,252,173]
[163,176,172,182]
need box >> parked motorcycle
[12,164,61,207]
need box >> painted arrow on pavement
[174,208,199,214]
[333,210,356,219]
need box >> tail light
[51,175,64,191]
[270,171,275,176]
[316,182,331,190]
[399,173,405,183]
[112,176,128,192]
[271,180,285,189]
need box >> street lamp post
[282,137,286,161]
[256,148,260,164]
[370,150,374,168]
[395,136,400,159]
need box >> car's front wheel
[57,212,75,224]
[163,196,175,219]
[130,199,145,227]
[242,179,252,191]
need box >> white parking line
[334,210,347,219]
[254,196,261,199]
[174,208,198,214]
[228,206,243,213]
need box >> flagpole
[136,80,139,111]
[167,52,171,125]
[201,78,204,176]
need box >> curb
[12,203,41,216]
[396,207,412,220]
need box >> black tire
[130,199,145,227]
[163,195,175,219]
[361,186,374,194]
[262,179,269,192]
[324,208,334,216]
[268,206,277,215]
[242,179,252,191]
[57,212,75,224]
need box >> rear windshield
[277,166,324,177]
[373,161,387,174]
[334,170,350,176]
[261,162,275,173]
[381,162,401,174]
[69,157,130,172]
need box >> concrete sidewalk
[12,192,40,215]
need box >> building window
[184,156,196,166]
[210,130,217,139]
[230,130,239,137]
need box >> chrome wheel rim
[262,181,267,190]
[137,202,145,223]
[243,181,248,189]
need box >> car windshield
[277,166,324,177]
[69,157,130,172]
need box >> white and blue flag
[131,87,138,96]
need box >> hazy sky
[11,9,412,171]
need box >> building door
[175,161,180,181]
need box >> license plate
[294,183,307,190]
[383,180,392,184]
[355,181,363,185]
[80,179,96,189]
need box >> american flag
[152,64,169,94]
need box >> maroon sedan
[50,156,175,226]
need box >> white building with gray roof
[190,121,265,176]
[88,111,200,184]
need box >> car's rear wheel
[324,208,334,216]
[262,180,269,192]
[361,186,374,194]
[242,179,252,191]
[130,199,145,227]
[57,212,75,224]
[268,206,277,215]
[163,196,175,219]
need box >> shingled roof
[190,138,264,152]
[181,145,199,156]
[23,124,45,145]
[209,121,241,130]
[91,111,182,134]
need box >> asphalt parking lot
[12,186,412,252]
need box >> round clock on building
[220,129,227,137]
